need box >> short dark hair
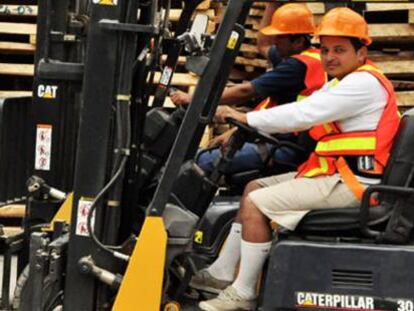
[349,37,366,51]
[289,34,312,49]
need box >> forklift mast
[19,1,414,310]
[32,0,86,192]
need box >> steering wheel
[226,118,306,153]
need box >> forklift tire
[12,265,63,311]
[11,265,29,310]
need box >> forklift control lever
[78,256,123,290]
[26,175,67,201]
[177,32,203,54]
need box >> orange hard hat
[315,7,372,45]
[260,4,315,36]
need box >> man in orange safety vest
[196,7,400,311]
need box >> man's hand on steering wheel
[215,106,247,124]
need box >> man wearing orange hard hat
[172,3,325,183]
[198,8,400,311]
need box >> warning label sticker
[76,198,95,237]
[35,124,52,171]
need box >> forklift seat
[295,108,414,234]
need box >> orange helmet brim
[260,26,313,36]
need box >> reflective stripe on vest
[302,156,329,177]
[315,132,377,156]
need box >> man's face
[270,35,296,58]
[320,36,367,79]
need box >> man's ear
[357,46,368,64]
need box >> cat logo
[194,230,203,244]
[37,85,58,99]
[92,0,118,5]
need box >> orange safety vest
[297,61,400,203]
[254,48,326,111]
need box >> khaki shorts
[248,172,360,231]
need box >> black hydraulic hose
[86,156,128,255]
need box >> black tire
[11,265,63,311]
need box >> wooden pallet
[0,3,36,95]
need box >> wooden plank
[0,22,37,35]
[397,91,414,107]
[153,72,199,86]
[252,2,266,9]
[245,28,258,40]
[306,3,325,15]
[235,56,267,68]
[161,55,186,66]
[370,24,414,41]
[0,4,38,16]
[0,63,34,76]
[1,227,24,238]
[240,43,259,54]
[169,9,215,22]
[369,51,414,62]
[249,3,324,16]
[409,9,414,24]
[197,0,211,11]
[0,204,25,218]
[0,41,35,53]
[249,8,265,17]
[366,3,414,11]
[0,91,32,98]
[376,60,414,76]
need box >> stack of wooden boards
[1,1,413,105]
[212,2,414,108]
[0,3,35,98]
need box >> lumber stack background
[0,1,413,103]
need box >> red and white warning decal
[160,66,173,86]
[76,198,95,237]
[35,124,52,171]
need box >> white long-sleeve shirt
[247,71,388,134]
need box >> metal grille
[332,269,374,289]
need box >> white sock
[207,222,242,282]
[232,239,271,300]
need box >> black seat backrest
[378,109,414,243]
[295,109,414,235]
[380,108,414,203]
